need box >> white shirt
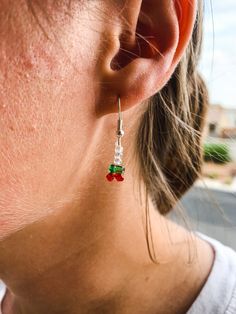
[187,232,236,314]
[0,231,236,314]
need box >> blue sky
[198,0,236,108]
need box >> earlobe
[97,0,197,116]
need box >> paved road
[168,187,236,250]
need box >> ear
[96,0,197,116]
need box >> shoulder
[0,280,7,313]
[187,231,236,314]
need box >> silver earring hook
[118,96,122,120]
[117,97,124,141]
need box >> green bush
[204,143,231,164]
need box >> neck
[0,169,209,314]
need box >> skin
[0,0,214,313]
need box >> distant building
[206,104,236,138]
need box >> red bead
[114,173,124,181]
[106,173,114,181]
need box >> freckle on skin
[22,57,34,70]
[28,124,37,132]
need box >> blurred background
[169,0,236,249]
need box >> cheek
[0,46,96,240]
[0,3,103,239]
[0,77,63,238]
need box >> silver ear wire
[116,97,124,140]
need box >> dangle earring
[106,97,125,182]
